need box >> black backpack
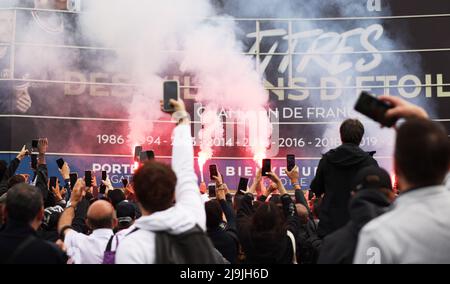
[154,225,221,264]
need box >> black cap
[116,201,136,225]
[353,166,393,192]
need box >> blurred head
[132,161,177,215]
[251,203,284,235]
[205,200,223,229]
[395,119,450,191]
[5,184,44,230]
[295,204,309,225]
[7,175,26,189]
[107,188,126,209]
[340,119,364,145]
[86,200,117,230]
[353,166,395,201]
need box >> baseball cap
[353,166,393,192]
[116,201,136,225]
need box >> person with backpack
[115,99,218,264]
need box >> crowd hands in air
[0,96,449,264]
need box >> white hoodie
[115,125,206,264]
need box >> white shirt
[354,185,450,264]
[65,228,114,264]
[116,124,206,264]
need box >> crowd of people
[0,96,449,264]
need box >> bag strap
[5,235,36,264]
[104,235,115,252]
[286,230,298,264]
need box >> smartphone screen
[85,171,92,187]
[122,178,129,188]
[69,173,78,190]
[31,139,38,149]
[50,176,57,189]
[99,171,107,194]
[354,91,397,127]
[287,155,296,172]
[238,177,249,192]
[262,159,271,176]
[56,158,65,169]
[163,81,179,112]
[134,146,142,162]
[209,164,218,180]
[30,154,37,170]
[208,184,216,198]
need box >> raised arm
[0,145,27,196]
[34,138,55,207]
[168,99,206,230]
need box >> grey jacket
[354,185,450,264]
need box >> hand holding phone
[50,176,57,189]
[30,154,37,170]
[287,154,296,172]
[262,159,271,177]
[208,183,216,199]
[354,91,398,127]
[85,170,92,187]
[69,173,78,190]
[209,164,219,181]
[56,158,65,169]
[238,177,249,194]
[163,81,179,113]
[100,171,107,194]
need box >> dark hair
[205,200,223,229]
[6,184,43,224]
[133,161,177,213]
[7,175,26,189]
[340,119,365,145]
[88,215,114,230]
[395,119,450,188]
[107,189,126,208]
[251,203,284,235]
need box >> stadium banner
[0,0,449,189]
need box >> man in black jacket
[317,166,395,264]
[311,119,378,238]
[0,183,67,264]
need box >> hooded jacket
[115,125,206,264]
[317,189,391,264]
[311,143,378,237]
